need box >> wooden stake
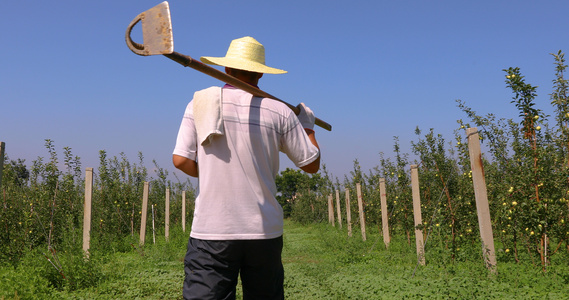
[328,194,335,226]
[82,168,93,255]
[139,182,149,246]
[335,189,342,229]
[356,183,366,241]
[182,191,186,232]
[379,178,390,248]
[345,189,352,237]
[466,127,497,273]
[152,204,156,244]
[165,188,170,241]
[411,165,425,266]
[0,142,5,190]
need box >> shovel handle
[164,52,332,131]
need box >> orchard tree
[275,168,326,218]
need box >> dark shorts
[183,236,284,300]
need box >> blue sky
[2,0,568,184]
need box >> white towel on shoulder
[193,86,224,146]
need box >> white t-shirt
[173,86,320,240]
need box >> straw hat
[200,36,287,74]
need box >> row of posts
[328,183,369,241]
[82,169,189,255]
[0,128,496,271]
[326,128,496,272]
[0,142,183,255]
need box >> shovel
[125,1,332,131]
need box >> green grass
[2,221,569,299]
[282,222,569,299]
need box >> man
[172,36,320,299]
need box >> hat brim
[200,56,287,74]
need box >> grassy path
[2,220,569,299]
[283,221,569,299]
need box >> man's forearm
[301,129,320,173]
[173,155,199,177]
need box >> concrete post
[165,188,170,241]
[379,178,390,248]
[182,191,186,232]
[345,189,352,237]
[0,142,5,190]
[467,127,497,273]
[335,189,342,228]
[411,165,425,266]
[139,182,149,246]
[328,194,335,226]
[356,183,366,241]
[82,168,93,255]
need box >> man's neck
[223,83,259,89]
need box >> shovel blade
[126,1,174,56]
